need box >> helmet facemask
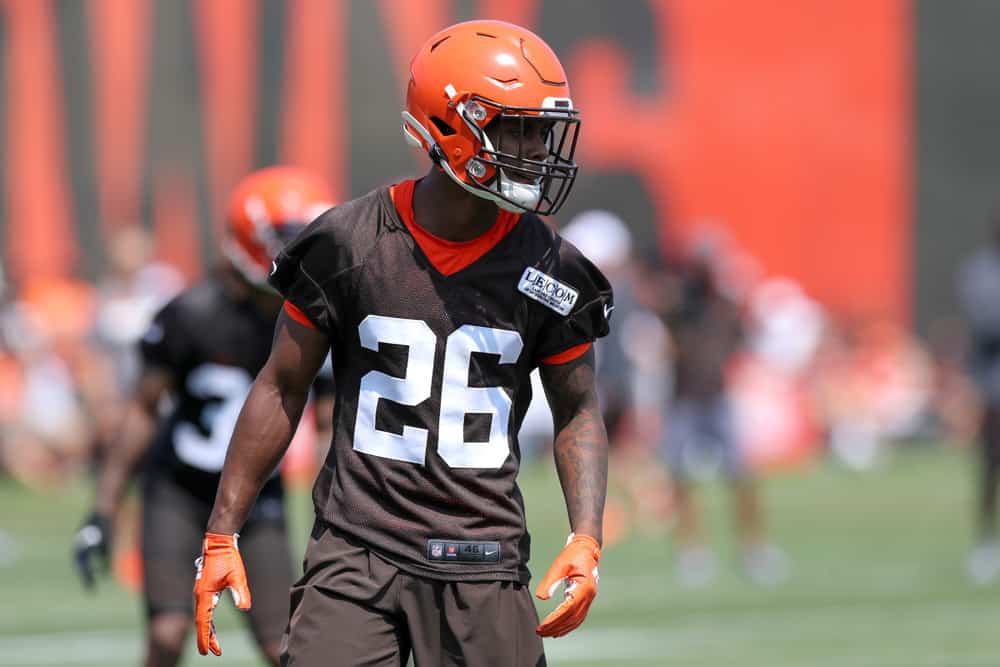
[403,88,580,217]
[459,96,580,216]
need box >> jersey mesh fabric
[269,184,612,582]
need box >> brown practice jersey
[269,180,612,583]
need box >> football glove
[535,533,601,638]
[193,532,251,657]
[73,513,111,590]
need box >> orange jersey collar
[390,179,520,277]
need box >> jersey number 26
[353,315,523,470]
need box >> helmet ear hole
[430,117,456,137]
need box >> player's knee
[146,612,190,666]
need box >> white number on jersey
[438,325,523,468]
[351,316,524,470]
[354,315,436,464]
[174,364,253,472]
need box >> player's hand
[535,533,601,638]
[73,513,112,590]
[193,532,252,656]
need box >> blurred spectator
[85,226,184,452]
[562,211,674,542]
[0,226,183,490]
[747,278,825,375]
[561,210,643,441]
[811,318,934,470]
[956,210,1000,583]
[731,278,825,473]
[657,232,787,587]
[0,271,97,488]
[92,225,184,395]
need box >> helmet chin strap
[401,110,538,213]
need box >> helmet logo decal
[486,77,524,92]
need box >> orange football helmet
[402,20,580,216]
[223,166,334,286]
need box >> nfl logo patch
[431,543,443,558]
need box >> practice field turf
[0,447,997,666]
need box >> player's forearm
[552,406,609,545]
[206,377,309,534]
[93,399,157,518]
[541,350,609,545]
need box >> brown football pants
[280,521,546,667]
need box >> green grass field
[0,447,997,666]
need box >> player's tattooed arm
[207,311,329,534]
[540,348,609,545]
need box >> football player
[661,244,786,587]
[73,167,335,667]
[958,208,1000,584]
[195,20,613,665]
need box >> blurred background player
[559,210,672,542]
[957,207,1000,584]
[560,211,637,442]
[659,235,787,587]
[72,167,335,667]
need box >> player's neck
[412,170,500,242]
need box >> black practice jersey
[140,277,330,504]
[270,182,612,582]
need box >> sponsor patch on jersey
[518,267,579,316]
[427,539,501,563]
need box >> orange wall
[0,0,909,321]
[570,1,909,320]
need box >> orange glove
[193,532,252,656]
[535,533,601,638]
